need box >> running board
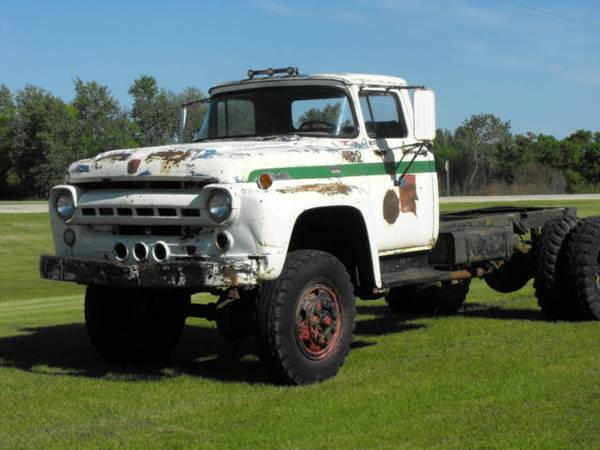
[381,269,455,288]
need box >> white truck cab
[44,70,438,293]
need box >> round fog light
[63,229,76,246]
[215,231,233,251]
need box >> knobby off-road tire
[561,217,600,320]
[533,213,579,320]
[385,279,471,315]
[85,286,189,364]
[254,250,356,385]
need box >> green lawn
[1,201,600,449]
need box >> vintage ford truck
[40,68,600,384]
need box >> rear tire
[425,279,471,315]
[254,250,355,385]
[385,279,470,315]
[384,285,423,313]
[484,251,532,293]
[561,217,600,320]
[85,286,189,363]
[533,213,579,319]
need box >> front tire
[85,286,189,363]
[254,250,355,385]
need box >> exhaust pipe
[152,241,170,263]
[132,242,149,262]
[114,242,128,261]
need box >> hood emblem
[127,159,141,174]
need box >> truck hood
[67,138,370,184]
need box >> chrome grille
[79,206,202,218]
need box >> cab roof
[209,73,408,94]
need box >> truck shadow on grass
[0,323,269,383]
[0,312,413,384]
[0,301,546,383]
[356,301,547,322]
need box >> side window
[359,92,407,138]
[216,99,255,137]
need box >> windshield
[195,86,357,141]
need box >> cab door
[359,89,437,254]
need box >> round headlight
[207,191,232,223]
[55,193,75,219]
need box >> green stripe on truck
[248,160,436,182]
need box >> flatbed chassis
[380,206,574,288]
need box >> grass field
[1,201,600,449]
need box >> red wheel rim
[295,283,342,360]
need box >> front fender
[237,180,382,287]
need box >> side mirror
[179,106,188,143]
[179,97,210,143]
[413,90,436,141]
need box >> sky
[2,0,599,137]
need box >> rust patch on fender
[383,189,400,224]
[341,150,363,163]
[277,183,352,196]
[145,150,192,173]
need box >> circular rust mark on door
[383,189,400,224]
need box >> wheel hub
[295,284,341,360]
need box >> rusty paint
[222,264,240,286]
[276,183,352,196]
[383,189,400,224]
[40,255,258,288]
[145,150,192,173]
[95,152,132,163]
[127,159,141,174]
[93,152,132,168]
[341,150,363,163]
[399,174,418,215]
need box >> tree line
[0,76,206,199]
[0,78,598,198]
[434,114,600,195]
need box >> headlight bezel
[55,192,76,220]
[207,190,233,223]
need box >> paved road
[0,204,48,214]
[439,194,600,203]
[1,194,599,214]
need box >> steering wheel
[299,120,336,132]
